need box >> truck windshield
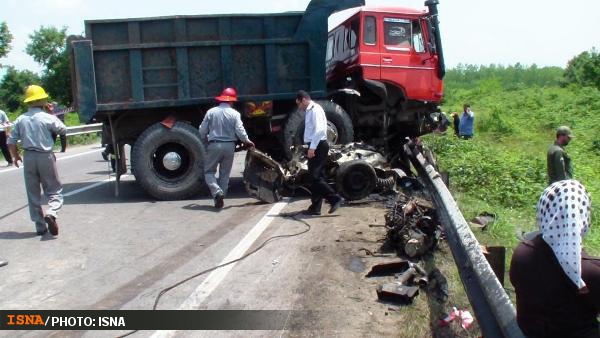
[383,18,411,49]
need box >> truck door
[379,16,433,100]
[360,14,380,79]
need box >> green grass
[425,82,600,255]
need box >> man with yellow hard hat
[7,85,67,236]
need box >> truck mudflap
[243,149,285,204]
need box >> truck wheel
[336,160,377,201]
[283,100,353,158]
[131,122,205,200]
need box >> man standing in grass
[547,126,573,184]
[458,104,475,139]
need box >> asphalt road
[0,143,402,338]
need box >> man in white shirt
[199,87,254,209]
[296,90,343,215]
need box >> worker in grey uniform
[8,85,66,236]
[199,87,254,209]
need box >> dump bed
[71,0,364,123]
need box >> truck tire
[283,100,353,158]
[131,122,205,200]
[335,160,377,201]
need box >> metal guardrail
[66,123,102,136]
[405,141,525,338]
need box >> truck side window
[326,35,334,61]
[412,20,425,53]
[383,18,411,49]
[364,16,376,45]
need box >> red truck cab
[326,2,445,148]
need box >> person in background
[547,125,574,185]
[47,102,67,153]
[450,112,460,137]
[0,109,13,166]
[458,104,475,139]
[296,90,343,215]
[510,180,599,337]
[199,87,254,209]
[7,85,67,236]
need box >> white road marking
[63,175,128,197]
[151,199,290,338]
[0,148,102,174]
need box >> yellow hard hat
[23,85,49,103]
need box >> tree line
[0,20,599,113]
[0,22,70,112]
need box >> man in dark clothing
[547,125,573,184]
[0,109,13,166]
[451,112,460,137]
[296,90,343,215]
[510,180,599,337]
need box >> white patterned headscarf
[537,180,592,290]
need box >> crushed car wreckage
[243,143,408,203]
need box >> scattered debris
[439,307,475,330]
[368,261,428,304]
[385,192,441,258]
[377,283,419,304]
[469,211,496,230]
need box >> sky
[0,0,599,75]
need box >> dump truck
[70,0,445,201]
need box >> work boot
[214,192,225,209]
[44,215,59,236]
[0,259,7,267]
[328,196,344,214]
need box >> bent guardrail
[66,123,102,136]
[404,140,525,338]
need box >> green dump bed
[71,0,364,123]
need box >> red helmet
[215,87,238,102]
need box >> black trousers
[0,131,12,164]
[308,140,338,210]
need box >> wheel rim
[326,121,339,144]
[163,152,182,171]
[152,143,191,181]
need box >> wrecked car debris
[385,192,441,258]
[244,143,407,203]
[370,261,428,304]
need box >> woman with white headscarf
[510,180,599,337]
